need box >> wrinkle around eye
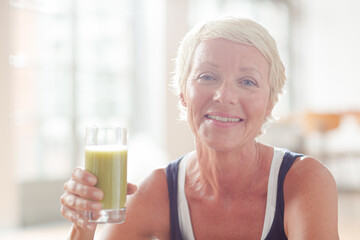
[237,78,258,88]
[199,74,216,81]
[242,79,257,86]
[195,71,219,83]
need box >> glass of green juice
[85,125,127,224]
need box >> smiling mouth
[206,114,244,122]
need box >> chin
[201,138,240,152]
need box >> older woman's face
[181,38,272,151]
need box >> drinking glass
[85,125,128,224]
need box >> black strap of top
[166,157,184,240]
[265,150,303,240]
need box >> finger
[64,180,103,201]
[72,167,97,186]
[60,205,84,226]
[127,183,138,195]
[60,205,96,231]
[61,192,102,212]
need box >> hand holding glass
[85,125,127,224]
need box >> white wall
[164,0,195,161]
[291,0,360,112]
[0,0,19,229]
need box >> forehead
[192,38,269,71]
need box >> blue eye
[198,74,216,82]
[242,79,257,87]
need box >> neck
[187,141,266,200]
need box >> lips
[205,114,244,123]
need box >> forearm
[67,224,96,240]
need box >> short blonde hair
[172,17,286,125]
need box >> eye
[197,73,217,82]
[241,78,257,87]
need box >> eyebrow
[197,62,263,77]
[197,61,220,68]
[240,67,262,77]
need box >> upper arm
[284,156,339,240]
[100,168,171,240]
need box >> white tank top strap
[177,151,195,240]
[260,147,286,239]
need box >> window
[10,0,134,181]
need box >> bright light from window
[11,0,134,181]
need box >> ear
[180,93,187,108]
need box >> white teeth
[207,115,242,122]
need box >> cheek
[185,86,210,130]
[242,94,270,119]
[184,87,198,122]
[186,92,202,121]
[186,85,208,110]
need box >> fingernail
[88,176,96,185]
[67,195,75,206]
[93,190,103,199]
[67,181,76,191]
[74,169,82,178]
[91,202,101,211]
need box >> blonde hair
[172,17,286,127]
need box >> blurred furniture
[301,111,360,161]
[303,113,341,134]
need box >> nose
[213,80,238,105]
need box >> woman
[60,17,339,239]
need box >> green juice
[85,145,127,209]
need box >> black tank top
[166,150,302,240]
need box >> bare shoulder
[136,168,169,202]
[284,156,339,239]
[101,168,170,240]
[284,155,336,190]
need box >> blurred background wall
[0,0,359,239]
